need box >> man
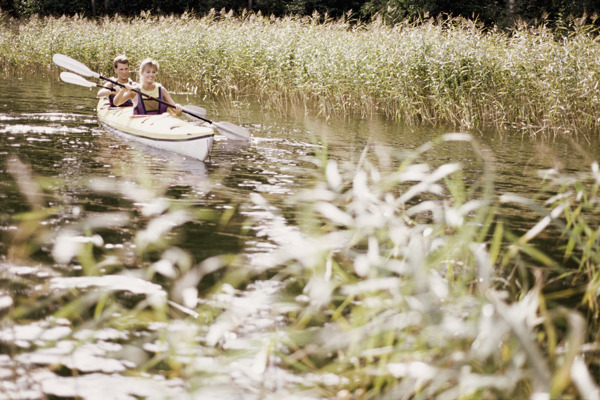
[97,55,133,107]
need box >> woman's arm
[113,83,136,106]
[162,89,183,116]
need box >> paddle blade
[213,121,251,141]
[53,54,99,79]
[60,72,97,88]
[182,105,207,119]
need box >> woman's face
[141,67,157,84]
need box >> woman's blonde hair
[139,58,159,81]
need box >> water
[2,76,597,244]
[1,75,599,398]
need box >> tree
[361,0,439,23]
[2,0,599,24]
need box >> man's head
[113,55,130,82]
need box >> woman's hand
[122,83,135,92]
[113,83,136,106]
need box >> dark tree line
[0,0,599,26]
[363,0,600,26]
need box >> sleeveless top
[133,83,169,115]
[108,79,134,107]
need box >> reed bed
[1,11,600,133]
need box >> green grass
[1,11,600,133]
[3,133,600,398]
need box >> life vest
[133,83,169,115]
[108,79,133,107]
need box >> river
[0,75,598,398]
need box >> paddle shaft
[96,83,115,90]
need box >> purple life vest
[133,85,169,115]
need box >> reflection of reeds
[2,12,600,133]
[4,132,600,398]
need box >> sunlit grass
[1,11,600,133]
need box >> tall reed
[1,12,600,132]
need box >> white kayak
[96,98,215,161]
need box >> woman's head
[139,58,159,82]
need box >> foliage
[499,160,600,334]
[2,132,600,398]
[1,12,600,134]
[266,134,598,398]
[361,0,439,23]
[1,0,600,27]
[359,0,600,26]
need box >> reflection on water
[1,75,599,397]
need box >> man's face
[115,62,130,81]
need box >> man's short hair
[113,55,129,68]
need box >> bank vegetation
[1,11,600,134]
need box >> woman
[113,58,182,116]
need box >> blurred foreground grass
[1,133,600,399]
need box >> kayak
[96,98,215,161]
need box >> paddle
[53,54,251,141]
[60,72,208,118]
[61,72,114,90]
